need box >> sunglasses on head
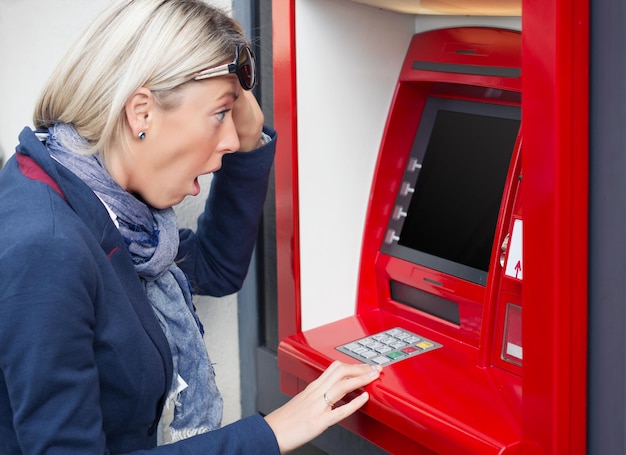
[193,43,257,90]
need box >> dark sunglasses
[193,43,257,90]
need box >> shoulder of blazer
[16,153,66,201]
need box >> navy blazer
[0,128,280,454]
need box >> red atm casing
[273,1,589,453]
[278,27,524,455]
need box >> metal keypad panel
[336,327,442,366]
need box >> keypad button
[387,351,406,360]
[389,341,407,349]
[372,356,391,364]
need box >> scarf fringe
[169,426,213,443]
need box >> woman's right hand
[231,89,265,152]
[264,360,382,453]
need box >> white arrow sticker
[504,219,523,281]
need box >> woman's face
[120,76,241,209]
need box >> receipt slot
[277,26,524,454]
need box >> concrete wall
[0,0,242,426]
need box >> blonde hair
[34,0,246,160]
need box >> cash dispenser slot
[389,281,461,325]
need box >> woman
[0,1,381,453]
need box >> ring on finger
[323,392,334,408]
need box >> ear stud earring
[138,132,146,140]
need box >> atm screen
[381,96,520,285]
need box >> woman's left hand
[232,89,265,152]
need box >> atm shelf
[278,312,523,455]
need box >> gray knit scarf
[45,123,222,442]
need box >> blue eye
[215,109,230,123]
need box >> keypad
[336,327,442,366]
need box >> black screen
[381,97,520,285]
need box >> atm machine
[272,1,589,453]
[278,26,523,454]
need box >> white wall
[295,0,521,331]
[0,0,242,426]
[296,0,415,331]
[0,0,106,160]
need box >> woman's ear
[125,87,154,139]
